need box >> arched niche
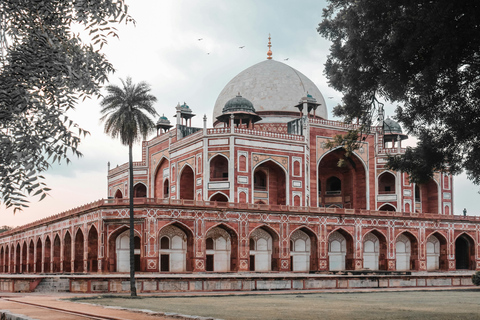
[113,229,142,272]
[290,228,315,272]
[205,225,235,272]
[87,226,98,272]
[455,233,475,270]
[395,232,418,271]
[158,225,188,272]
[249,226,279,271]
[210,155,229,181]
[378,172,396,194]
[318,148,366,209]
[114,189,123,199]
[363,230,388,270]
[154,158,170,199]
[179,165,195,200]
[210,192,229,202]
[253,161,286,205]
[133,183,147,198]
[328,229,354,271]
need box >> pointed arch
[395,231,419,271]
[154,157,170,198]
[87,225,99,272]
[205,223,238,272]
[21,241,27,273]
[249,225,280,271]
[209,191,229,202]
[28,240,34,273]
[289,226,318,272]
[157,220,195,272]
[44,236,51,273]
[378,203,396,211]
[107,225,143,272]
[252,159,288,205]
[35,239,42,273]
[455,232,475,270]
[378,171,396,194]
[0,246,4,273]
[15,243,20,274]
[363,229,388,270]
[328,228,354,271]
[74,228,84,272]
[52,234,61,273]
[317,148,367,209]
[64,231,72,273]
[114,189,123,199]
[179,164,195,200]
[133,182,147,198]
[426,232,447,271]
[209,154,229,181]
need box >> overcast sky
[2,0,478,226]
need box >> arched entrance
[210,155,229,181]
[179,165,194,200]
[158,225,188,272]
[290,229,311,272]
[114,189,123,199]
[363,230,387,270]
[249,226,279,271]
[15,243,20,274]
[133,183,147,198]
[35,240,41,273]
[64,231,72,273]
[318,149,367,209]
[53,235,61,272]
[205,224,238,272]
[395,232,418,271]
[378,172,395,194]
[455,233,475,270]
[328,229,353,271]
[426,234,440,270]
[28,241,34,273]
[253,161,286,205]
[44,236,51,273]
[0,247,4,273]
[21,242,27,273]
[74,229,84,272]
[87,226,98,272]
[154,158,170,198]
[113,229,142,272]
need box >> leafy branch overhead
[0,0,132,212]
[318,0,480,184]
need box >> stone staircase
[34,277,70,293]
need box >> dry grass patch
[72,290,480,320]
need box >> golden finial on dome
[267,34,272,60]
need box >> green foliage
[472,271,480,286]
[100,77,157,297]
[0,225,12,233]
[0,0,132,212]
[100,77,158,146]
[318,0,480,184]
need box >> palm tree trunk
[129,143,137,296]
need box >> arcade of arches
[1,217,476,274]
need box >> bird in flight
[328,97,334,99]
[198,38,203,41]
[284,58,289,61]
[207,53,210,55]
[239,46,245,49]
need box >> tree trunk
[129,143,137,296]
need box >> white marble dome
[213,59,327,124]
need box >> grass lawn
[72,290,480,320]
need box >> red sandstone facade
[0,58,476,276]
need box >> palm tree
[100,77,157,296]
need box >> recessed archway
[88,226,98,272]
[74,229,84,272]
[205,224,238,272]
[395,232,418,271]
[318,149,367,209]
[253,160,286,205]
[35,239,42,273]
[28,240,34,273]
[363,230,388,270]
[328,229,354,271]
[378,172,396,194]
[114,189,123,199]
[249,226,280,271]
[21,242,27,273]
[179,165,195,200]
[455,233,475,270]
[133,183,147,198]
[426,233,448,271]
[290,227,318,272]
[64,231,72,273]
[210,155,229,181]
[378,204,396,211]
[44,236,51,273]
[53,235,61,273]
[154,158,170,198]
[210,192,229,202]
